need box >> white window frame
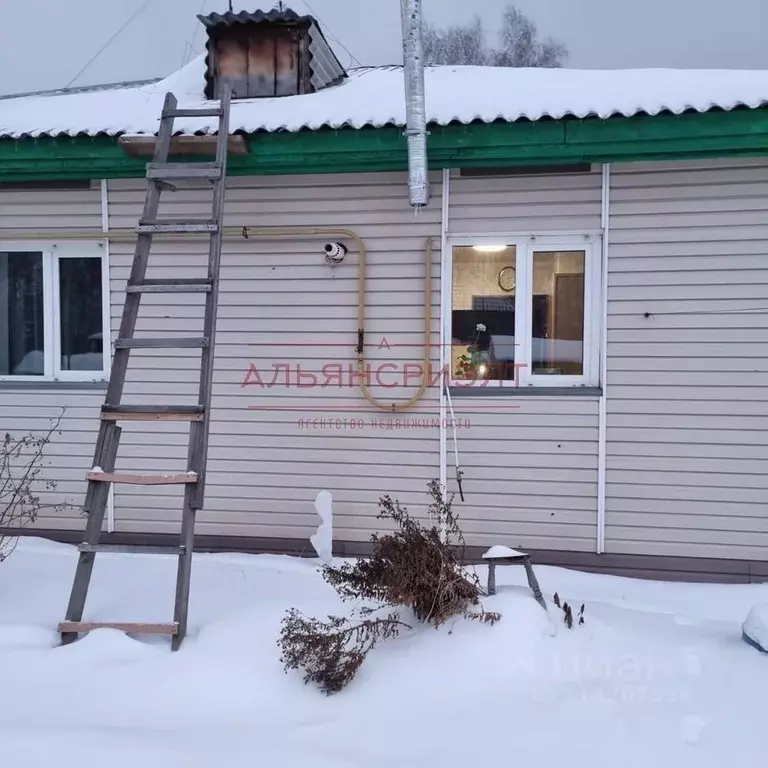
[444,233,602,389]
[0,241,110,383]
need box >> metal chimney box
[197,8,347,100]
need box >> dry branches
[279,610,410,695]
[0,409,65,561]
[278,480,500,694]
[323,480,482,626]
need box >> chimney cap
[198,7,348,100]
[196,7,312,29]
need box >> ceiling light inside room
[473,245,507,253]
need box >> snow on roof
[2,57,768,139]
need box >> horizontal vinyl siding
[0,184,104,532]
[447,167,603,234]
[0,172,441,542]
[446,167,602,551]
[446,396,599,551]
[104,171,441,541]
[606,157,768,561]
[0,184,103,234]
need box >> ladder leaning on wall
[57,85,232,651]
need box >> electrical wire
[443,381,465,502]
[300,0,363,68]
[64,0,157,89]
[179,0,209,69]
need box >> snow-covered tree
[423,4,567,68]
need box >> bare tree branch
[1,408,68,561]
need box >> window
[0,243,109,382]
[447,236,600,388]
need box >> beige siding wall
[1,172,442,542]
[4,159,768,564]
[606,158,768,560]
[0,183,105,532]
[444,168,603,551]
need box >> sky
[1,0,767,96]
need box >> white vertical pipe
[438,168,450,511]
[400,0,430,207]
[596,164,611,554]
[100,178,115,534]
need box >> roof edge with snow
[2,61,768,141]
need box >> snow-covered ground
[1,537,766,767]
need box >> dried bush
[553,593,585,628]
[323,480,481,625]
[279,609,409,695]
[278,480,500,694]
[1,410,65,561]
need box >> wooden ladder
[58,86,232,651]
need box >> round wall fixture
[324,242,348,265]
[498,266,516,292]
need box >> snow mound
[56,628,165,661]
[2,536,768,764]
[483,545,526,559]
[0,625,59,651]
[743,604,768,652]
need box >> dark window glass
[0,252,45,376]
[59,258,103,371]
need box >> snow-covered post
[743,604,768,653]
[310,490,334,565]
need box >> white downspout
[100,178,115,534]
[596,164,611,554]
[400,0,430,208]
[439,168,449,508]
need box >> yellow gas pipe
[1,226,432,412]
[359,237,431,413]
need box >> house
[1,8,768,582]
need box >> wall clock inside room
[498,266,516,293]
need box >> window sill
[0,380,108,391]
[448,386,602,398]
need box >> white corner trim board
[597,162,611,555]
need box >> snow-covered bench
[482,545,546,610]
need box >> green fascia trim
[1,108,768,181]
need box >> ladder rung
[135,220,219,234]
[59,621,179,635]
[101,405,205,421]
[87,471,199,486]
[125,278,212,294]
[147,163,222,181]
[78,543,185,555]
[114,337,209,349]
[164,107,223,118]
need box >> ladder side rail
[105,92,178,407]
[189,83,232,508]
